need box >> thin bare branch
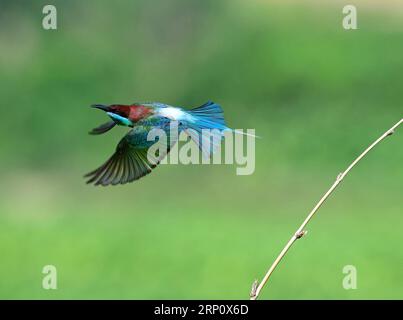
[250,118,403,300]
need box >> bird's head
[92,104,134,127]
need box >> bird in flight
[85,101,229,186]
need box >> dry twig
[250,118,403,300]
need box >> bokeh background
[0,0,402,299]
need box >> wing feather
[89,121,116,135]
[85,131,170,186]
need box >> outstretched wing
[84,133,169,186]
[89,121,116,135]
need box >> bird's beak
[91,104,110,112]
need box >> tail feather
[185,101,228,158]
[183,101,259,157]
[188,101,227,129]
[233,129,260,138]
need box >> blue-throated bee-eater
[85,101,229,186]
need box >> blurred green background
[0,0,402,299]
